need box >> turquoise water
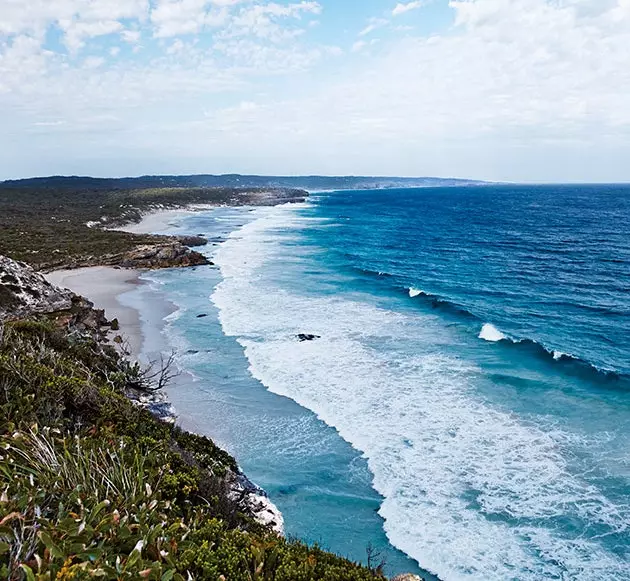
[135,186,630,581]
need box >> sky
[1,0,630,182]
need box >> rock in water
[391,575,425,581]
[297,333,321,342]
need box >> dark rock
[118,242,210,269]
[197,314,208,318]
[176,235,208,247]
[297,334,321,342]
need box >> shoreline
[45,204,220,356]
[45,266,146,356]
[115,204,219,235]
[45,205,286,537]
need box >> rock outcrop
[118,242,210,269]
[1,255,114,340]
[227,472,285,536]
[175,235,208,247]
[1,256,75,321]
[297,333,321,342]
[392,574,425,581]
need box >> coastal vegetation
[0,313,386,580]
[0,177,306,270]
[0,179,394,580]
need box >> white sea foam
[479,323,507,342]
[211,205,629,581]
[409,287,426,298]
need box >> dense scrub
[0,319,384,580]
[0,180,306,269]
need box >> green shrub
[0,319,384,581]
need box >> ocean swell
[210,205,629,581]
[405,289,626,385]
[476,323,628,385]
[405,287,476,319]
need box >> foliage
[0,180,305,269]
[0,319,384,580]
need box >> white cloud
[1,0,630,181]
[359,18,388,36]
[121,29,142,44]
[352,38,380,53]
[150,0,229,38]
[186,0,630,180]
[392,1,425,16]
[0,0,149,50]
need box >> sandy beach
[119,204,218,234]
[45,266,145,355]
[44,207,200,356]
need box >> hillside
[0,181,306,270]
[1,174,484,192]
[0,255,405,581]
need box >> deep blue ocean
[133,185,630,581]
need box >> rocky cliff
[1,256,75,321]
[0,255,115,346]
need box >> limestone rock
[1,254,110,341]
[1,255,74,321]
[392,575,425,581]
[226,472,285,536]
[176,235,208,247]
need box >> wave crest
[479,323,508,342]
[409,287,426,298]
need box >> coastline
[45,266,146,355]
[115,204,219,234]
[45,204,219,355]
[44,205,286,537]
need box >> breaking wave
[210,205,630,581]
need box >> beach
[42,205,288,536]
[45,266,145,355]
[115,205,218,235]
[44,207,216,358]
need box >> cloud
[189,0,630,180]
[1,0,630,181]
[359,18,388,36]
[150,0,229,38]
[392,1,425,16]
[0,0,149,50]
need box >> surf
[210,202,630,581]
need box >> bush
[0,319,384,581]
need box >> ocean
[129,185,630,581]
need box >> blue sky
[1,0,630,182]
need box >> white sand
[45,267,144,355]
[119,204,217,234]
